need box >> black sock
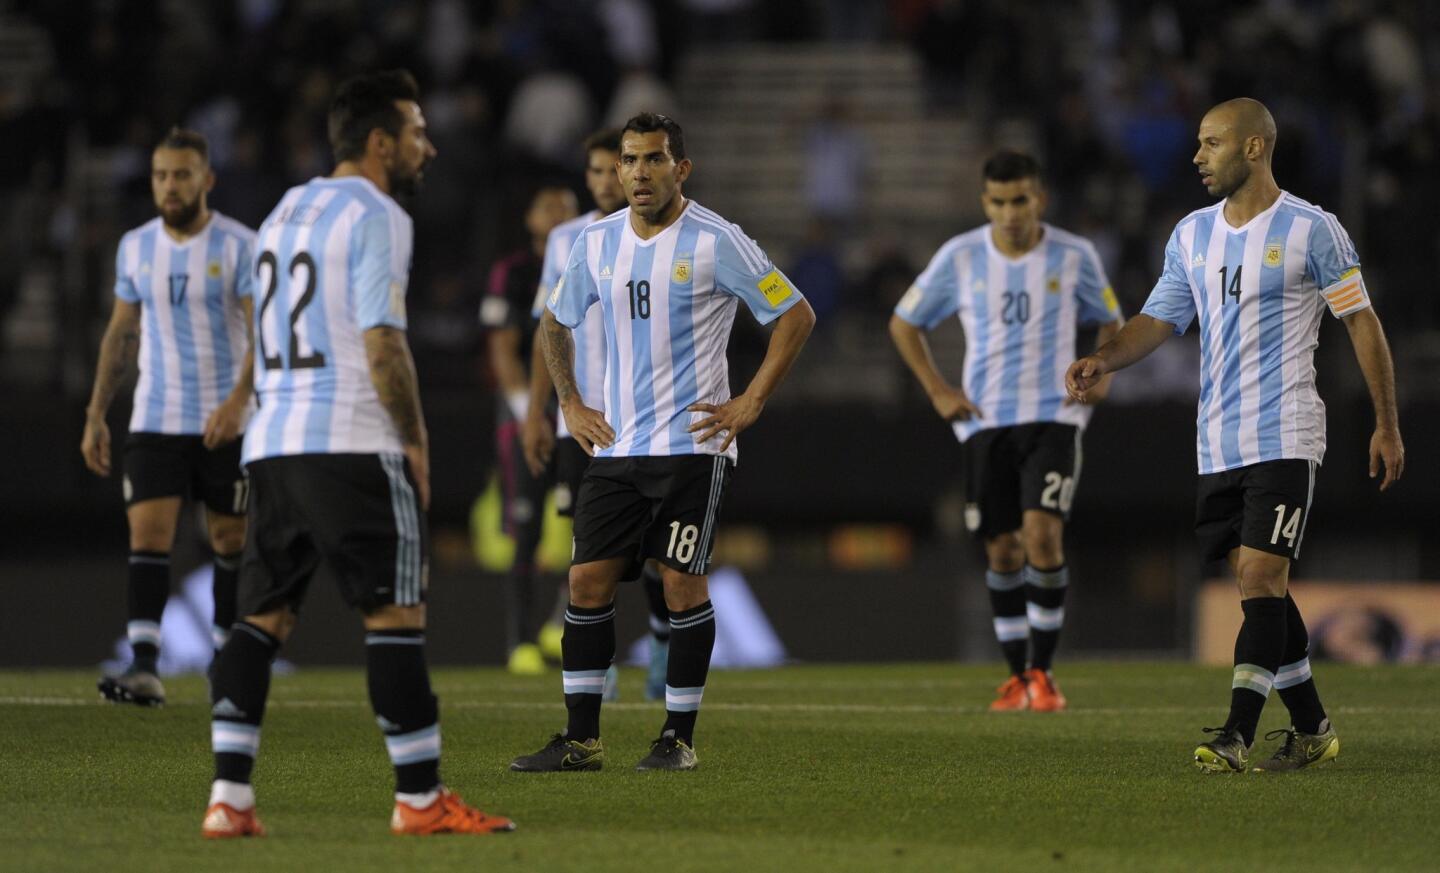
[127,550,170,671]
[1275,593,1327,734]
[212,552,241,652]
[210,622,279,784]
[366,629,442,794]
[1024,564,1069,672]
[1224,596,1287,747]
[561,602,615,741]
[986,569,1028,676]
[641,564,670,642]
[504,558,536,653]
[662,600,716,745]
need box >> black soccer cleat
[97,667,166,707]
[634,733,697,771]
[509,734,604,772]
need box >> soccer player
[890,151,1124,713]
[82,128,256,707]
[521,127,675,701]
[201,70,514,838]
[510,112,815,771]
[479,182,577,674]
[1066,98,1404,773]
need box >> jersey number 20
[257,250,327,370]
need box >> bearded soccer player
[201,70,514,838]
[83,128,256,706]
[521,127,676,701]
[511,112,815,772]
[890,151,1123,712]
[1067,98,1404,773]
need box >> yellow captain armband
[1102,286,1119,314]
[1321,269,1368,318]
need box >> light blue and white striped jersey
[894,223,1121,442]
[243,176,414,463]
[532,209,608,439]
[547,200,803,462]
[1141,192,1371,474]
[114,213,257,435]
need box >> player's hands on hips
[202,397,247,449]
[1065,355,1108,402]
[929,385,982,422]
[563,400,614,457]
[80,413,111,477]
[404,442,431,511]
[688,394,763,452]
[521,407,555,477]
[1369,428,1405,491]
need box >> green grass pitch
[2,662,1437,872]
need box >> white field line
[0,695,1431,718]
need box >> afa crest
[1264,244,1283,268]
[672,259,691,283]
[207,260,223,279]
[1046,276,1061,294]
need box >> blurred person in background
[890,150,1124,713]
[1067,98,1404,774]
[479,183,578,675]
[82,128,257,707]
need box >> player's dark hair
[584,127,623,155]
[982,150,1042,185]
[328,69,421,164]
[156,127,209,164]
[621,112,685,162]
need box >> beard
[1212,163,1250,200]
[159,197,202,229]
[388,159,429,199]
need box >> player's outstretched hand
[930,385,982,422]
[1370,428,1405,491]
[688,394,763,453]
[1065,355,1108,402]
[81,414,111,477]
[565,402,614,457]
[202,397,247,449]
[522,408,555,477]
[404,443,431,512]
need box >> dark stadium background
[2,0,1436,667]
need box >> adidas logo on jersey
[1191,253,1206,267]
[600,265,612,278]
[212,697,247,719]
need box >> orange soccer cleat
[391,788,517,835]
[989,674,1031,711]
[201,803,266,839]
[1024,668,1067,712]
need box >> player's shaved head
[1205,98,1277,157]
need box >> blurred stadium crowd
[4,0,1439,401]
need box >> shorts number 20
[1040,472,1075,513]
[667,521,700,564]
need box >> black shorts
[962,422,1081,539]
[572,455,733,577]
[496,412,552,536]
[554,438,591,518]
[123,432,247,515]
[238,453,428,616]
[1195,459,1315,564]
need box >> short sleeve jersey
[1140,192,1370,474]
[243,176,414,463]
[547,200,804,462]
[893,223,1122,442]
[113,212,257,435]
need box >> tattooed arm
[540,308,612,454]
[81,299,143,476]
[364,325,431,510]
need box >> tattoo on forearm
[540,316,580,405]
[369,334,426,446]
[89,326,139,414]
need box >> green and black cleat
[1253,721,1339,772]
[509,734,604,772]
[635,733,697,771]
[97,667,166,707]
[1193,726,1249,773]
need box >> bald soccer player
[1067,98,1404,773]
